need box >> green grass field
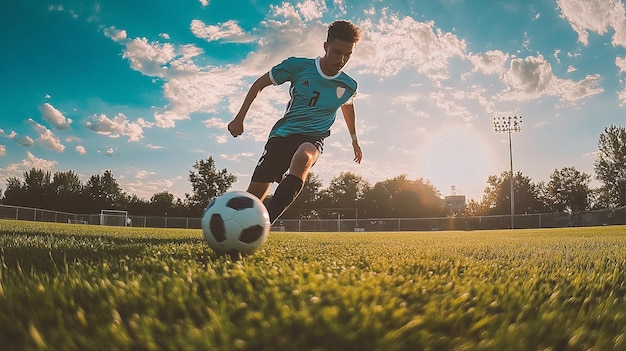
[1,220,626,350]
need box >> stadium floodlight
[493,115,523,229]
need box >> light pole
[493,115,522,229]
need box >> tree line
[2,125,625,219]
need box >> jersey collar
[315,57,342,79]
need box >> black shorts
[251,134,325,183]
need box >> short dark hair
[327,20,361,43]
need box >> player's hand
[352,141,362,164]
[228,118,244,137]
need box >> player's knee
[294,144,319,167]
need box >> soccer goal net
[100,209,129,226]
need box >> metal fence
[0,205,201,229]
[1,204,625,231]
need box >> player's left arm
[341,103,362,164]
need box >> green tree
[594,125,626,208]
[2,176,26,206]
[23,169,53,209]
[363,175,444,218]
[51,170,83,212]
[186,157,236,215]
[151,191,175,216]
[542,167,591,213]
[83,170,126,212]
[464,198,483,217]
[127,194,151,216]
[317,172,370,219]
[480,171,545,215]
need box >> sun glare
[418,125,495,197]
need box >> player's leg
[267,142,319,224]
[246,181,272,201]
[248,137,291,204]
[286,142,319,180]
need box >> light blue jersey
[268,56,357,139]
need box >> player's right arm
[228,72,273,137]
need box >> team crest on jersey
[336,86,346,99]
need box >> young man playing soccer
[228,20,362,225]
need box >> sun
[417,124,496,198]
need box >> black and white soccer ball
[201,191,270,256]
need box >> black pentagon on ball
[226,196,255,210]
[209,213,227,242]
[239,225,265,244]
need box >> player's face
[322,39,356,75]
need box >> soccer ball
[201,191,270,256]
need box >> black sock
[267,174,303,224]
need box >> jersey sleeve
[343,90,357,105]
[269,57,299,86]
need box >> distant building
[445,195,466,215]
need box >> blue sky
[1,0,626,202]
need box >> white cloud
[553,49,561,63]
[199,0,209,7]
[202,118,227,129]
[191,19,255,43]
[296,0,327,21]
[18,136,34,147]
[122,37,177,77]
[239,7,327,74]
[333,0,346,14]
[76,145,86,155]
[618,89,626,106]
[502,55,554,99]
[220,152,255,162]
[556,74,604,101]
[429,91,474,122]
[39,103,72,129]
[135,170,155,179]
[85,113,144,142]
[6,151,57,174]
[103,26,127,42]
[17,136,35,147]
[28,119,65,152]
[0,129,17,140]
[468,50,509,76]
[122,175,185,200]
[557,0,626,47]
[617,56,626,73]
[352,13,467,79]
[154,67,242,128]
[498,54,603,102]
[616,56,626,105]
[0,145,5,156]
[102,2,335,131]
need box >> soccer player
[228,20,363,225]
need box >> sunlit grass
[1,220,626,350]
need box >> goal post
[100,209,129,226]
